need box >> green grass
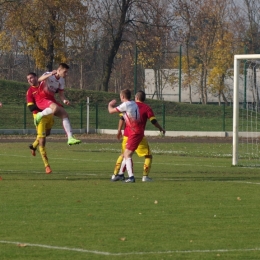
[1,140,260,259]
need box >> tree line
[0,0,259,104]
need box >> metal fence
[0,102,233,134]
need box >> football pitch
[1,139,260,260]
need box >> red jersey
[26,85,41,114]
[123,101,156,137]
[116,101,143,135]
[35,72,65,106]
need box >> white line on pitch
[0,240,260,256]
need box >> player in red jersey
[108,89,143,183]
[26,72,53,174]
[111,90,165,182]
[34,63,81,146]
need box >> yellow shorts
[122,136,151,157]
[33,114,54,138]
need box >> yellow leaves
[0,31,12,51]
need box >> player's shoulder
[27,85,37,93]
[137,101,151,109]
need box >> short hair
[135,90,146,102]
[27,72,37,77]
[58,63,70,69]
[120,89,131,100]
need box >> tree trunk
[101,0,130,91]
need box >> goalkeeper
[111,90,165,182]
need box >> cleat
[111,174,125,181]
[45,166,52,174]
[29,144,37,156]
[67,137,81,146]
[34,112,42,126]
[142,176,153,182]
[125,176,135,183]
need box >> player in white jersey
[108,89,144,183]
[34,63,81,146]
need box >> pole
[243,46,247,109]
[24,103,27,129]
[86,97,89,134]
[179,45,182,102]
[134,44,138,94]
[232,56,240,166]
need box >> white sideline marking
[0,240,260,256]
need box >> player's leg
[135,137,153,182]
[29,138,39,156]
[142,155,153,182]
[111,136,127,181]
[29,115,53,156]
[37,117,52,174]
[123,149,135,182]
[54,105,81,145]
[29,115,40,156]
[34,99,54,125]
[36,99,80,145]
[124,134,143,183]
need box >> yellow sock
[143,157,152,176]
[32,138,39,149]
[39,146,49,167]
[114,155,123,175]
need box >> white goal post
[232,54,260,166]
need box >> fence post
[86,97,89,134]
[179,45,182,103]
[24,103,27,129]
[162,103,165,130]
[222,103,226,131]
[95,102,98,130]
[80,103,83,129]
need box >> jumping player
[111,90,165,182]
[108,89,143,183]
[26,72,53,174]
[34,63,81,146]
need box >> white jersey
[116,101,143,134]
[40,72,65,96]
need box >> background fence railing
[0,102,234,133]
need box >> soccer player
[108,89,143,183]
[111,90,165,182]
[34,63,81,146]
[26,72,53,174]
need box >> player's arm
[117,116,125,140]
[38,71,57,82]
[150,117,165,135]
[27,103,41,112]
[108,99,118,114]
[58,90,70,105]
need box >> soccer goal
[233,54,260,166]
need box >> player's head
[120,89,131,101]
[135,90,146,102]
[57,63,70,78]
[27,72,38,86]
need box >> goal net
[233,54,260,166]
